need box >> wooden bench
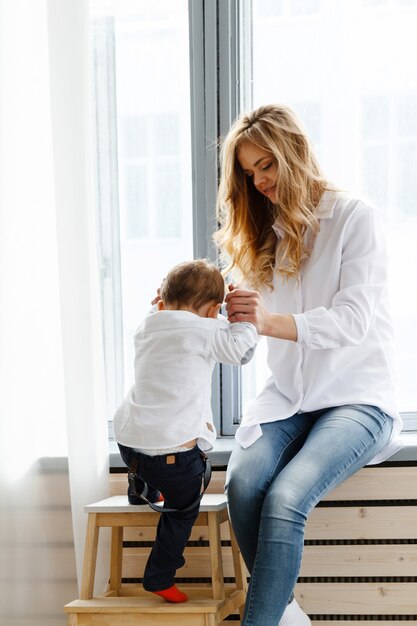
[106,464,417,625]
[297,463,417,620]
[64,493,247,625]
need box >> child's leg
[141,447,206,594]
[127,474,162,505]
[143,502,200,593]
[118,443,162,504]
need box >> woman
[214,104,403,626]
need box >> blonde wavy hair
[214,104,329,288]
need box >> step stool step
[85,493,228,513]
[65,588,245,626]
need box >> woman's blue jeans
[225,404,393,626]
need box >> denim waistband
[132,444,202,468]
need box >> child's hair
[160,259,225,310]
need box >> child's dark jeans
[118,443,206,591]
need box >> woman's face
[237,141,278,203]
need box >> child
[114,259,258,603]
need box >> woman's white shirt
[237,191,403,464]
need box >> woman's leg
[226,413,315,574]
[241,405,393,626]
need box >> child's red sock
[152,584,188,603]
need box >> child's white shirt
[114,310,258,451]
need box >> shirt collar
[272,190,338,239]
[272,222,285,239]
[315,189,337,219]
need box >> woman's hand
[225,287,269,334]
[225,286,297,341]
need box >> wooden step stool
[65,493,247,625]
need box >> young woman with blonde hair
[215,104,402,626]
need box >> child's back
[115,306,257,451]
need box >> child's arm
[208,315,259,366]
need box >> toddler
[114,259,258,602]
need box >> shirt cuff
[292,313,310,347]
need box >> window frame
[189,0,250,435]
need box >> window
[90,1,193,428]
[91,0,245,437]
[242,0,417,429]
[90,0,417,441]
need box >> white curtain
[0,1,109,624]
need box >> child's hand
[151,287,162,306]
[221,284,238,316]
[151,278,166,305]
